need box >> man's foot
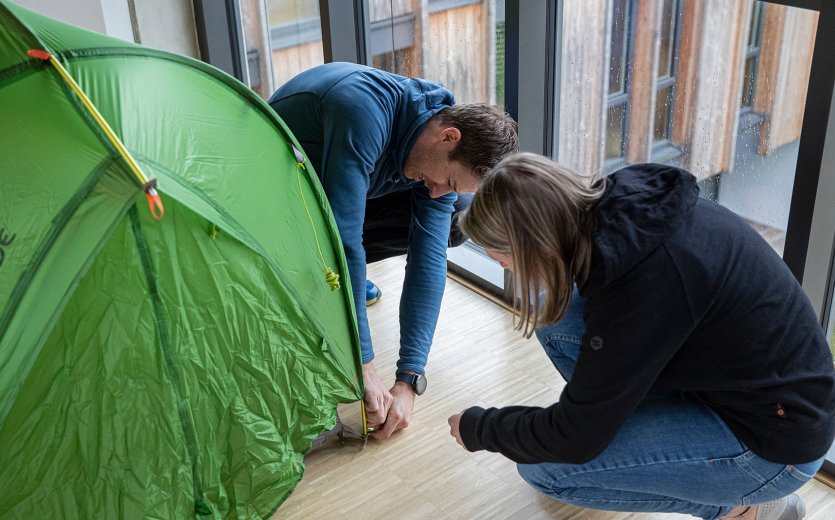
[366,280,382,306]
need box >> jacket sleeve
[317,87,391,364]
[459,246,697,464]
[395,185,455,374]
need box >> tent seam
[0,157,121,343]
[128,207,211,517]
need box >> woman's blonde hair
[459,152,606,337]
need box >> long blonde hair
[459,153,605,337]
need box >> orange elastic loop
[145,188,164,220]
[27,49,51,60]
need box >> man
[269,62,518,440]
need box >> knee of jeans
[517,463,552,493]
[517,463,544,490]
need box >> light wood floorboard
[275,256,835,519]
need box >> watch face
[415,373,427,395]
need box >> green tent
[0,1,364,517]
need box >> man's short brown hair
[435,104,519,176]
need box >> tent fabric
[0,1,364,518]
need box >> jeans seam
[732,452,769,485]
[542,489,723,518]
[543,334,582,345]
[549,454,748,489]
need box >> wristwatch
[395,371,427,396]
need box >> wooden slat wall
[756,5,818,155]
[369,0,414,20]
[406,0,427,80]
[241,0,275,99]
[271,40,324,89]
[558,0,608,174]
[716,0,750,173]
[671,0,704,151]
[426,3,490,104]
[683,0,750,180]
[626,0,661,164]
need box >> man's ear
[441,127,461,143]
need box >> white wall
[15,0,134,42]
[131,0,199,58]
[14,0,200,58]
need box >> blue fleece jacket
[268,62,456,374]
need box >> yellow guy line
[28,49,150,187]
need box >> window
[599,0,683,168]
[605,0,631,162]
[740,2,764,110]
[653,0,679,145]
[239,0,324,99]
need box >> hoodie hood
[390,76,455,170]
[588,163,699,289]
[336,64,454,196]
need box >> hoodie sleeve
[316,85,392,364]
[458,246,697,464]
[395,185,455,374]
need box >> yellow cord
[360,400,370,438]
[45,54,150,187]
[294,148,340,291]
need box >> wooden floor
[274,256,835,519]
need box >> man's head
[403,104,519,198]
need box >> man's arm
[313,90,399,428]
[372,185,455,439]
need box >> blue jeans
[520,288,823,519]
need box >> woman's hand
[448,411,467,449]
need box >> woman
[447,153,835,520]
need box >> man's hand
[448,412,467,449]
[371,381,416,440]
[363,362,393,430]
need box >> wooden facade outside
[249,0,816,184]
[755,4,818,156]
[557,0,609,174]
[558,0,816,180]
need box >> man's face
[403,122,481,198]
[404,159,481,198]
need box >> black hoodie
[459,164,835,465]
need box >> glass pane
[370,0,503,105]
[605,104,625,160]
[741,57,756,108]
[609,0,630,95]
[239,0,324,99]
[556,0,818,256]
[653,86,672,142]
[828,269,835,359]
[657,0,675,79]
[748,1,763,48]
